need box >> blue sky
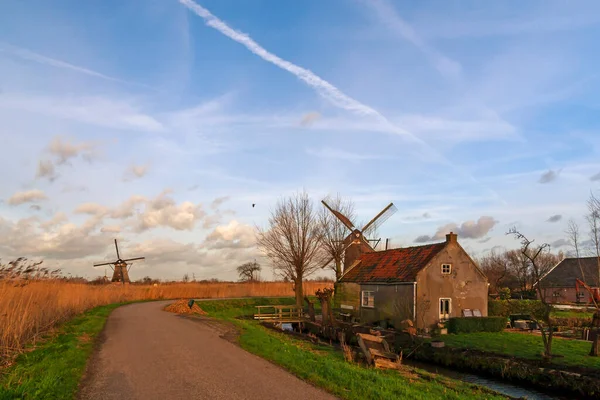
[1,0,599,281]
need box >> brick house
[537,257,600,304]
[335,232,489,330]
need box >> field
[200,298,507,400]
[0,280,332,367]
[440,332,600,370]
[1,298,506,400]
[551,309,595,319]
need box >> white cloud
[40,212,68,230]
[123,164,149,181]
[7,189,47,206]
[539,169,560,184]
[75,202,109,216]
[300,112,321,127]
[100,225,121,233]
[210,196,230,210]
[415,216,498,243]
[47,136,96,164]
[205,220,256,249]
[134,199,204,232]
[36,160,57,181]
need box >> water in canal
[280,324,569,399]
[404,359,570,400]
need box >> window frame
[361,290,375,308]
[439,297,452,321]
[441,263,452,275]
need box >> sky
[1,0,599,281]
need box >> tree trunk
[304,296,316,322]
[335,259,342,281]
[295,278,304,309]
[320,297,330,326]
[590,332,599,357]
[546,329,553,358]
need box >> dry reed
[0,279,333,366]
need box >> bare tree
[237,261,261,282]
[318,194,355,280]
[505,249,532,293]
[587,193,600,287]
[256,191,326,308]
[507,228,556,359]
[478,250,509,294]
[566,219,586,283]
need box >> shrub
[488,299,544,317]
[498,287,511,300]
[447,317,506,333]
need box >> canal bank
[411,344,600,399]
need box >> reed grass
[0,278,332,367]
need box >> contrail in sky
[178,0,408,134]
[0,43,154,90]
[178,0,505,204]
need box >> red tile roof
[339,242,447,283]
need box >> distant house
[537,257,599,304]
[335,232,489,330]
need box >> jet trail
[179,0,504,204]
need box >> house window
[441,264,452,274]
[361,291,375,308]
[439,298,451,321]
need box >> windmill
[93,239,145,284]
[321,199,397,274]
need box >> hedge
[447,317,506,333]
[488,299,543,317]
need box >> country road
[77,301,337,400]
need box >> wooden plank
[369,348,398,360]
[374,358,400,370]
[356,333,386,344]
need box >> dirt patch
[164,300,207,315]
[182,314,240,345]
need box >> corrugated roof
[339,242,447,283]
[541,257,600,287]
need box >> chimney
[446,232,457,244]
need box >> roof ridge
[374,241,446,253]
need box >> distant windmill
[93,239,145,284]
[321,199,397,273]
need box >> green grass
[439,332,600,370]
[200,297,506,400]
[551,310,595,319]
[0,303,125,400]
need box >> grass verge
[200,298,506,400]
[0,303,124,400]
[551,309,594,319]
[440,332,600,370]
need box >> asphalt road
[77,301,337,400]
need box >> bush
[488,299,544,317]
[498,287,511,300]
[448,317,506,333]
